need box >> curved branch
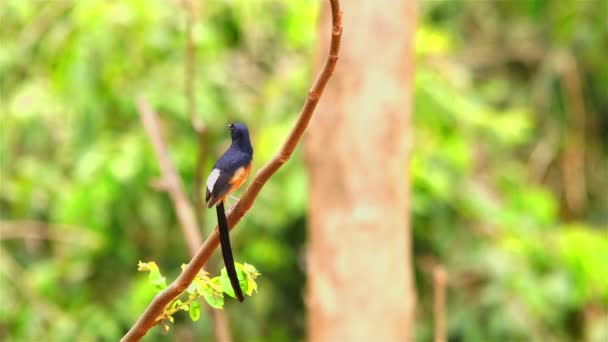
[121,1,342,340]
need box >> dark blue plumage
[204,122,254,303]
[205,123,253,208]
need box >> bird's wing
[205,169,234,208]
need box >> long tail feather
[216,201,244,302]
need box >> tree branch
[182,0,210,222]
[557,52,587,216]
[138,99,202,255]
[433,265,447,342]
[184,0,198,128]
[121,1,342,341]
[192,126,209,226]
[181,0,232,340]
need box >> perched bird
[205,123,253,302]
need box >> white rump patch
[206,169,221,193]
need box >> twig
[193,126,209,225]
[138,99,202,255]
[181,0,230,340]
[181,0,210,233]
[121,1,342,340]
[556,52,587,216]
[433,265,447,342]
[184,0,198,127]
[212,308,232,342]
[140,78,229,342]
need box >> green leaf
[242,263,261,296]
[202,277,224,309]
[137,260,159,272]
[169,299,182,311]
[186,280,199,294]
[189,301,201,322]
[220,265,247,299]
[148,269,166,290]
[186,267,210,294]
[138,261,166,291]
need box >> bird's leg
[225,195,240,211]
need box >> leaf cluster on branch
[137,261,260,333]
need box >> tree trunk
[305,1,416,341]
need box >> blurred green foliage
[413,1,608,341]
[1,0,606,341]
[136,260,261,332]
[1,1,314,340]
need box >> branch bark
[121,1,342,340]
[557,52,587,216]
[433,265,447,342]
[193,127,210,226]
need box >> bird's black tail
[216,201,244,302]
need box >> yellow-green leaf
[189,301,201,321]
[202,277,225,309]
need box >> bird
[205,122,253,302]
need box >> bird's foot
[226,195,240,211]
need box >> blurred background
[1,0,607,341]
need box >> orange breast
[228,163,252,194]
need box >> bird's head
[228,122,250,142]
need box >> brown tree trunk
[305,1,416,341]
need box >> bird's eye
[229,124,234,131]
